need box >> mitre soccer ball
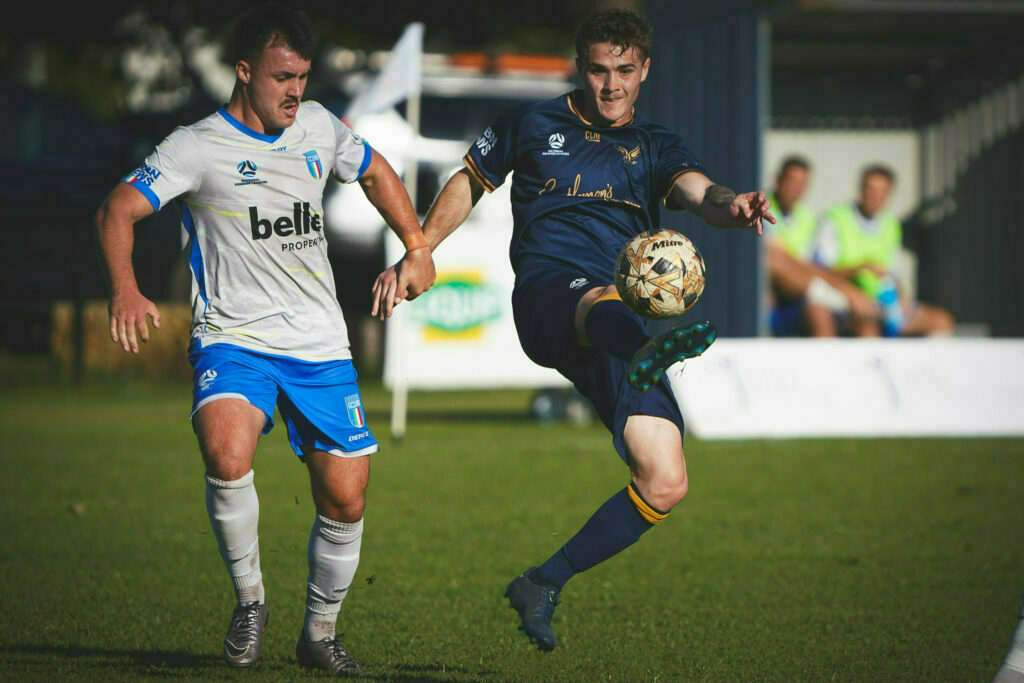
[614,229,706,319]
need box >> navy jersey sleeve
[653,130,705,204]
[462,108,521,193]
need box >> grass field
[1,360,1023,681]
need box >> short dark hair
[779,155,811,175]
[861,164,896,185]
[575,9,653,64]
[229,3,317,67]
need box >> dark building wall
[639,3,765,337]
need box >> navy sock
[536,486,663,589]
[584,298,649,364]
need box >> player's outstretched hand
[371,247,436,320]
[109,290,161,354]
[730,191,776,235]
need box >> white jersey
[121,101,370,361]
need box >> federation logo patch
[198,369,218,392]
[235,160,268,186]
[542,132,569,157]
[345,394,365,428]
[304,150,323,180]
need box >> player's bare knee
[317,494,365,524]
[636,469,688,511]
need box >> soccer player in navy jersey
[373,9,774,651]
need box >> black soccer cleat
[222,601,268,667]
[628,320,717,392]
[296,634,369,677]
[504,568,561,652]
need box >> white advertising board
[669,338,1024,439]
[383,195,569,390]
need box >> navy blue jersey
[463,90,705,282]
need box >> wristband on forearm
[402,232,429,251]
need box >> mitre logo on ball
[614,229,706,319]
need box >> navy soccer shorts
[511,261,685,462]
[188,342,378,459]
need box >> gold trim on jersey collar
[567,91,635,128]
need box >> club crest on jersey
[304,150,323,180]
[616,144,641,166]
[345,394,365,428]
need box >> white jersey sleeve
[120,127,204,211]
[329,114,372,184]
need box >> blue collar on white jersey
[218,106,284,143]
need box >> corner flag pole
[390,89,419,442]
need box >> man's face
[238,43,311,131]
[576,42,649,126]
[775,165,809,210]
[859,172,892,217]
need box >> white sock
[205,470,265,606]
[806,276,851,313]
[995,601,1024,682]
[303,515,363,642]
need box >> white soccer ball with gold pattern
[614,229,706,319]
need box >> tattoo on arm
[705,184,736,208]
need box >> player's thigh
[623,414,687,510]
[194,398,266,480]
[305,451,369,523]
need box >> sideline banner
[383,215,569,391]
[668,338,1024,438]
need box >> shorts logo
[542,132,569,157]
[235,160,268,186]
[475,127,497,156]
[569,277,590,290]
[345,394,365,428]
[198,369,218,391]
[303,150,323,180]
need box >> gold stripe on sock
[627,483,669,525]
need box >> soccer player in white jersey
[95,4,434,675]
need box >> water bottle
[877,275,903,337]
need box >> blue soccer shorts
[511,259,685,463]
[188,342,378,459]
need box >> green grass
[1,363,1022,680]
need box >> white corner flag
[346,24,425,442]
[345,23,424,119]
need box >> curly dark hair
[575,9,653,64]
[229,3,317,66]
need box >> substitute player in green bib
[813,165,954,336]
[765,156,877,336]
[373,10,774,651]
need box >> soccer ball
[614,229,706,319]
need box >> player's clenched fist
[109,290,161,354]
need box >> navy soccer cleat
[504,568,561,652]
[222,601,268,667]
[628,320,717,392]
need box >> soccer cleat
[628,320,717,392]
[296,634,369,677]
[222,601,268,667]
[504,568,560,652]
